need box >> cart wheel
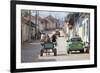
[53,49,57,56]
[40,49,43,56]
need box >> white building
[76,13,90,42]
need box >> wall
[75,13,90,42]
[22,23,29,43]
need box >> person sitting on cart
[44,34,51,43]
[52,34,56,42]
[52,33,57,46]
[40,33,46,46]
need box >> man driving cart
[40,33,57,56]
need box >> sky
[31,10,70,21]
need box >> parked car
[67,36,84,54]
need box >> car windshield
[70,38,82,42]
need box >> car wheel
[40,49,44,56]
[67,50,71,54]
[67,50,69,54]
[86,49,89,53]
[80,49,84,53]
[53,49,57,56]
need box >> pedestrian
[55,29,60,37]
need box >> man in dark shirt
[52,34,57,42]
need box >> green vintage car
[67,36,84,54]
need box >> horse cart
[40,42,57,56]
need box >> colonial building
[44,15,58,30]
[21,10,36,44]
[21,10,61,43]
[63,13,75,39]
[63,13,90,42]
[77,13,90,42]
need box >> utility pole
[35,10,39,39]
[37,10,40,39]
[35,10,37,39]
[37,10,39,33]
[55,14,57,29]
[27,10,32,42]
